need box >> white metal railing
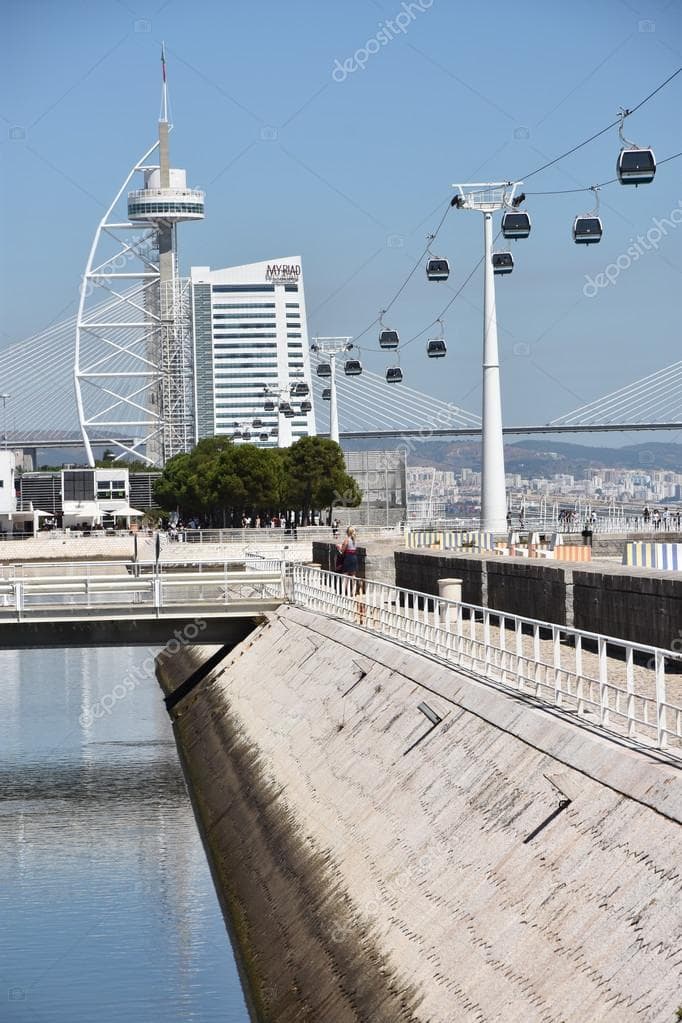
[290,565,682,756]
[127,187,205,201]
[0,562,286,620]
[405,516,682,536]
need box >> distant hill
[343,438,682,475]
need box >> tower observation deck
[74,45,204,467]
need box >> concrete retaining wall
[158,609,682,1022]
[573,568,682,649]
[396,549,682,647]
[394,550,486,605]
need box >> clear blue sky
[1,0,681,432]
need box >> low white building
[61,468,142,530]
[0,451,46,535]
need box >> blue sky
[1,0,681,434]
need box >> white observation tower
[74,45,205,466]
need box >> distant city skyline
[1,0,681,440]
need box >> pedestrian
[338,525,359,591]
[332,518,339,539]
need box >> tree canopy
[153,436,361,524]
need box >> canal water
[0,646,249,1023]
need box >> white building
[0,451,46,535]
[61,469,142,530]
[190,258,316,447]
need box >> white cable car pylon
[451,181,528,532]
[310,337,356,444]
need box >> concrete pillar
[438,578,462,602]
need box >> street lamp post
[451,182,524,533]
[1,393,10,450]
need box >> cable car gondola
[426,318,447,358]
[344,359,362,376]
[426,257,450,282]
[379,329,399,349]
[252,418,262,428]
[270,427,278,436]
[616,110,656,185]
[279,401,292,413]
[283,407,295,419]
[316,363,331,378]
[425,233,450,281]
[263,399,275,412]
[573,186,603,245]
[426,338,447,358]
[573,216,602,244]
[379,309,399,349]
[259,432,269,443]
[233,430,242,439]
[386,366,403,384]
[617,148,656,185]
[322,388,331,401]
[492,252,514,274]
[242,430,251,441]
[501,211,531,239]
[300,399,312,412]
[292,381,309,397]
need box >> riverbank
[158,607,682,1022]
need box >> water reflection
[0,647,248,1023]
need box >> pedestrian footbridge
[0,558,285,648]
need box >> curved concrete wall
[159,608,682,1022]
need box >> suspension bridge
[2,292,681,453]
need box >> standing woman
[339,525,359,589]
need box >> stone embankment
[158,606,682,1023]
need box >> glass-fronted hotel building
[190,258,316,447]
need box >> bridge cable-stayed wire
[550,362,682,427]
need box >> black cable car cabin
[292,381,309,396]
[426,338,447,358]
[426,257,450,282]
[242,430,251,441]
[316,363,332,378]
[617,148,656,185]
[283,407,295,419]
[263,399,275,412]
[279,401,292,413]
[300,399,312,412]
[344,359,362,376]
[252,418,262,428]
[259,432,269,443]
[492,252,514,274]
[379,329,399,350]
[572,216,603,244]
[386,367,403,383]
[322,388,331,401]
[501,211,531,239]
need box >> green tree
[284,437,361,520]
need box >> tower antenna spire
[160,41,169,123]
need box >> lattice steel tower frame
[74,46,204,466]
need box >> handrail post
[655,651,668,748]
